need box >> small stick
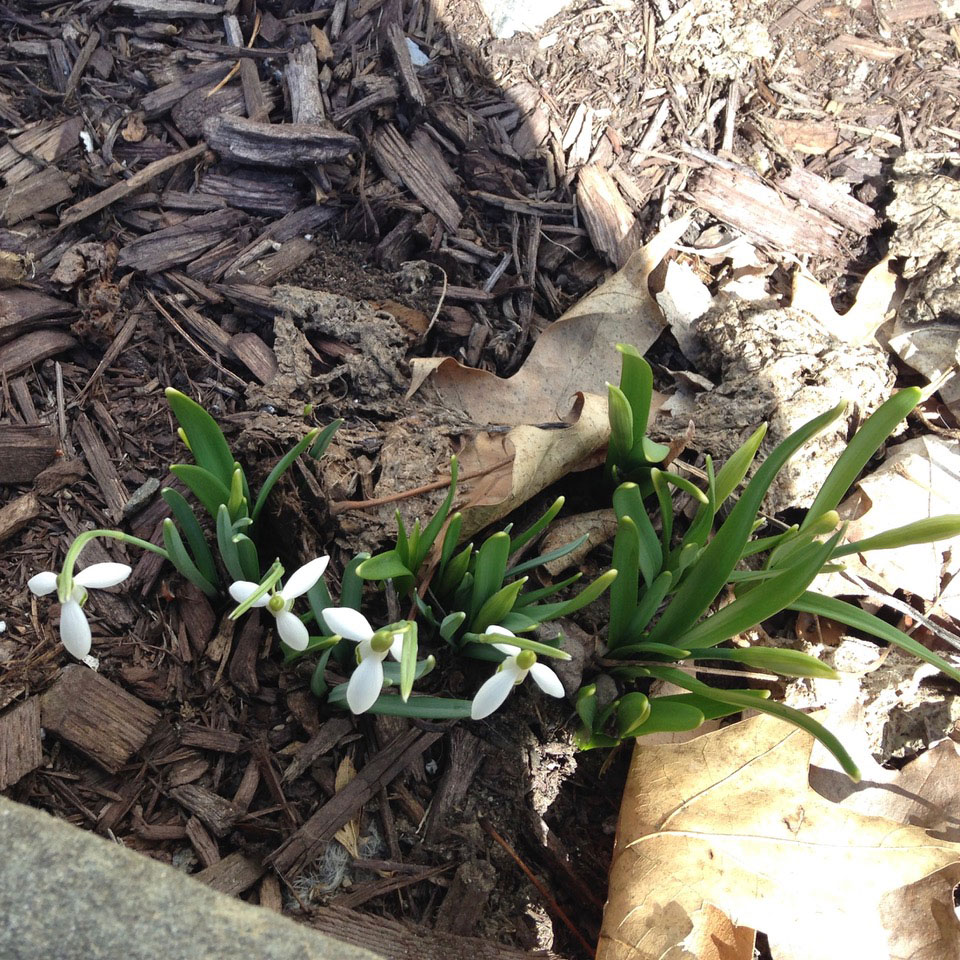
[479,817,596,958]
[329,456,514,514]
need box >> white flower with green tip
[321,608,404,715]
[229,556,329,651]
[470,625,564,720]
[28,562,132,659]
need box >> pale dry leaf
[406,218,687,536]
[332,755,360,858]
[599,712,960,960]
[664,903,754,960]
[817,436,960,619]
[791,256,896,345]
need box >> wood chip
[0,118,82,185]
[195,852,265,895]
[0,698,43,790]
[0,330,77,378]
[59,143,208,228]
[386,23,426,108]
[371,123,462,232]
[0,167,73,225]
[0,493,41,544]
[180,724,244,754]
[114,0,225,17]
[576,163,641,268]
[169,784,243,837]
[0,289,74,344]
[689,164,842,258]
[0,426,59,484]
[203,114,359,168]
[269,728,443,873]
[117,209,246,273]
[185,816,220,868]
[777,166,879,235]
[74,413,128,521]
[41,666,160,773]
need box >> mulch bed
[1,0,958,956]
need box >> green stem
[229,560,285,619]
[59,529,169,602]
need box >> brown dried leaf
[599,712,960,960]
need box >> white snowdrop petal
[493,643,521,657]
[228,581,270,607]
[59,600,92,659]
[484,625,516,638]
[282,556,330,600]
[346,655,384,714]
[321,607,373,643]
[73,562,132,590]
[28,571,59,596]
[276,610,309,651]
[529,662,565,698]
[470,668,519,720]
[388,632,405,662]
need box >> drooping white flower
[470,625,564,721]
[321,607,404,714]
[28,562,132,659]
[229,555,329,652]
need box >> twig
[329,456,514,515]
[479,817,596,958]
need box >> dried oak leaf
[600,712,960,960]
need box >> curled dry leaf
[408,217,688,536]
[599,712,960,960]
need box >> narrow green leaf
[625,570,673,636]
[399,622,418,701]
[234,532,260,582]
[640,437,670,463]
[472,578,528,633]
[523,568,617,621]
[617,692,652,737]
[505,534,589,578]
[802,388,920,531]
[674,530,842,649]
[165,388,236,487]
[646,401,845,644]
[340,553,370,611]
[310,648,334,699]
[250,428,319,523]
[440,611,466,642]
[713,423,767,507]
[327,686,473,718]
[648,665,860,780]
[607,382,635,464]
[616,343,654,443]
[613,482,661,586]
[395,511,410,567]
[609,516,640,647]
[656,689,770,722]
[216,505,247,583]
[307,418,342,460]
[677,456,716,554]
[170,464,231,520]
[515,572,582,607]
[440,512,463,568]
[161,487,218,587]
[682,646,839,679]
[610,641,691,659]
[470,531,511,621]
[497,610,540,634]
[437,542,474,597]
[307,577,334,632]
[466,631,571,661]
[576,684,598,731]
[653,469,708,504]
[383,654,435,685]
[357,550,414,581]
[510,496,565,553]
[768,510,840,568]
[162,519,218,597]
[739,525,799,559]
[651,470,674,553]
[414,455,459,570]
[628,697,705,734]
[832,515,960,558]
[789,592,960,684]
[227,466,245,519]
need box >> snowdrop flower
[321,608,404,714]
[28,563,131,659]
[470,625,564,721]
[229,556,329,651]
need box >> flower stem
[59,529,169,602]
